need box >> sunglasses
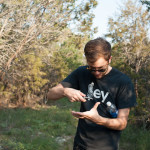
[87,65,108,73]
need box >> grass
[0,98,150,150]
[0,98,80,150]
[120,125,150,150]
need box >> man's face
[87,57,110,79]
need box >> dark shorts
[73,142,86,150]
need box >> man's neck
[105,65,112,75]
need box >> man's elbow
[47,90,58,100]
[47,91,54,100]
[119,121,128,130]
[46,87,64,100]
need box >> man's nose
[93,70,100,74]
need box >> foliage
[106,0,150,114]
[8,52,48,105]
[44,34,89,86]
[141,0,150,11]
[0,98,80,150]
[120,124,150,150]
[107,0,150,73]
[0,0,98,105]
[0,0,98,81]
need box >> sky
[93,0,122,38]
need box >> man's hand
[72,102,130,130]
[72,102,103,124]
[64,88,86,102]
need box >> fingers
[71,111,84,118]
[78,91,86,102]
[70,98,76,102]
[69,95,86,102]
[80,91,86,97]
[79,96,86,102]
[92,102,100,109]
[68,90,86,102]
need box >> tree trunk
[134,79,138,98]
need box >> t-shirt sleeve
[116,79,137,109]
[60,68,79,89]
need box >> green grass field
[0,98,79,150]
[0,98,150,150]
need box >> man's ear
[109,56,112,64]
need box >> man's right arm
[47,84,65,100]
[47,83,86,102]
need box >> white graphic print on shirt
[87,82,109,103]
[87,82,94,99]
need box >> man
[47,37,137,150]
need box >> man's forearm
[97,108,129,130]
[47,84,86,102]
[98,117,128,130]
[72,105,130,131]
[47,84,65,100]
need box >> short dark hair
[84,37,111,63]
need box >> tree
[0,0,98,81]
[0,0,98,105]
[46,34,89,85]
[0,0,67,80]
[8,53,48,105]
[106,0,150,99]
[141,0,150,11]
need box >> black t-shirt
[61,66,137,150]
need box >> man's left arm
[102,108,130,130]
[72,102,130,130]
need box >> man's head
[84,37,112,79]
[84,37,111,63]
